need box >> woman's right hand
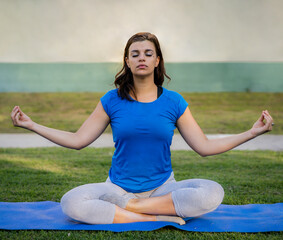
[10,101,109,150]
[11,106,34,130]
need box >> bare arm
[177,107,273,157]
[11,101,110,150]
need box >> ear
[155,56,160,67]
[125,57,130,68]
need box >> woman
[11,32,273,225]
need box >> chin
[133,71,154,78]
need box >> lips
[137,64,147,69]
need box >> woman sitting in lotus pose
[11,32,273,225]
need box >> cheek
[128,61,134,69]
[126,57,132,68]
[127,58,135,68]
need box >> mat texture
[0,201,282,232]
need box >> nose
[138,53,145,61]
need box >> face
[126,40,160,78]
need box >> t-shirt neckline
[130,87,166,104]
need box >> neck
[131,74,157,102]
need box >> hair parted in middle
[114,32,171,100]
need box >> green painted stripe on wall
[0,62,282,92]
[166,62,283,92]
[0,63,119,92]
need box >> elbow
[197,149,219,157]
[74,146,82,151]
[63,145,83,150]
[72,133,87,150]
[73,144,85,150]
[193,140,215,157]
[192,146,209,157]
[195,148,211,157]
[198,152,209,157]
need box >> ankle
[125,198,140,212]
[113,206,157,223]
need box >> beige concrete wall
[0,0,282,62]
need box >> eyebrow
[130,49,154,53]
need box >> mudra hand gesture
[250,110,274,137]
[11,106,34,130]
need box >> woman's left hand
[250,110,273,137]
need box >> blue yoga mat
[0,201,282,232]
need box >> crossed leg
[112,179,224,222]
[61,178,224,225]
[113,193,183,224]
[61,181,182,224]
[124,192,176,215]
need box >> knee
[185,179,224,209]
[205,180,224,210]
[60,189,116,224]
[172,179,224,218]
[60,190,83,221]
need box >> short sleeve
[176,93,189,119]
[100,89,116,117]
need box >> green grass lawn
[0,148,282,239]
[1,92,283,134]
[1,91,282,238]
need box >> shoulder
[162,88,187,103]
[162,88,188,119]
[100,89,122,115]
[103,88,119,97]
[101,89,119,101]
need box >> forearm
[11,103,109,150]
[177,107,273,157]
[200,130,256,156]
[30,122,80,149]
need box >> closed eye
[130,49,154,58]
[131,53,152,57]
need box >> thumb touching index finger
[258,112,265,122]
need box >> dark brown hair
[114,32,171,100]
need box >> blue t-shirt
[100,87,188,193]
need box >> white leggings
[60,172,224,224]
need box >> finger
[263,114,272,125]
[257,112,264,122]
[11,113,16,125]
[265,111,274,123]
[11,108,19,120]
[263,110,272,118]
[11,107,22,121]
[18,107,27,119]
[11,106,19,116]
[263,110,274,121]
[263,112,272,123]
[17,106,23,115]
[263,114,273,130]
[15,111,21,120]
[13,112,20,126]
